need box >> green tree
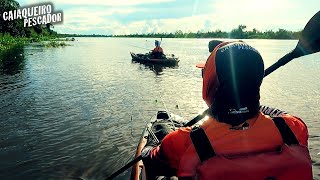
[274,29,292,39]
[0,0,21,36]
[0,0,56,38]
[174,30,184,38]
[230,25,248,39]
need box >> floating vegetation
[50,37,76,42]
[42,41,71,48]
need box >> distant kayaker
[151,40,164,59]
[141,41,312,179]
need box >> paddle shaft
[106,45,317,180]
[107,11,320,180]
[106,43,315,180]
[187,49,307,126]
[264,51,299,76]
[187,9,320,125]
[124,43,151,51]
[183,109,208,127]
[106,50,313,180]
[106,155,142,180]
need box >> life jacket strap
[190,126,216,162]
[190,117,299,163]
[272,117,299,145]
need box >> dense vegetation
[1,0,302,50]
[61,25,301,39]
[114,25,302,40]
[0,0,58,50]
[58,34,112,38]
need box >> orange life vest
[172,113,312,179]
[153,46,163,53]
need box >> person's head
[197,40,264,126]
[155,40,160,47]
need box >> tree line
[1,0,301,40]
[114,25,302,40]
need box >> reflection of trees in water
[0,46,25,75]
[132,61,178,76]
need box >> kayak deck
[130,52,179,66]
[130,111,185,180]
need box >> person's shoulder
[281,114,308,132]
[281,114,308,146]
[161,127,192,152]
[259,105,308,146]
[162,127,192,145]
[159,127,193,167]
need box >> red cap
[196,63,205,68]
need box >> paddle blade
[265,11,320,76]
[208,40,224,52]
[294,11,320,57]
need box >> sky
[17,0,320,35]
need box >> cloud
[26,0,174,6]
[21,0,320,35]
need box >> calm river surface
[0,38,319,179]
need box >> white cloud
[23,0,320,35]
[104,15,217,35]
[210,0,318,31]
[27,0,174,6]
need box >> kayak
[130,52,179,66]
[130,110,186,180]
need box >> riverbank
[0,35,28,51]
[0,34,71,51]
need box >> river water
[0,38,319,179]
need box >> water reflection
[0,46,25,75]
[0,38,319,179]
[131,60,178,75]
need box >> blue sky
[17,0,319,35]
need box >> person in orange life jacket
[141,40,312,179]
[151,40,164,59]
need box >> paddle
[193,10,320,126]
[106,109,208,180]
[125,44,150,51]
[106,11,320,180]
[106,156,142,180]
[265,10,320,76]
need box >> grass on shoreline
[42,41,71,48]
[0,35,27,51]
[0,34,72,51]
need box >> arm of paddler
[141,144,177,178]
[282,114,309,146]
[140,123,177,177]
[141,127,192,178]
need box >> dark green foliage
[0,0,57,37]
[0,0,59,50]
[113,25,301,40]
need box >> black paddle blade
[265,11,320,76]
[294,11,320,57]
[208,40,224,52]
